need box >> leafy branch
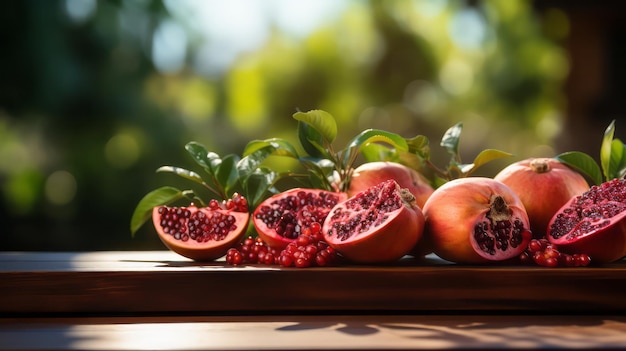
[245,110,513,192]
[411,122,513,185]
[243,110,410,193]
[556,120,626,186]
[130,142,282,237]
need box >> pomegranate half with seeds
[548,178,626,263]
[422,177,532,264]
[494,157,589,238]
[153,205,249,261]
[322,179,424,264]
[253,189,347,250]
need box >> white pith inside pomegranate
[152,205,249,261]
[348,161,434,209]
[253,189,348,250]
[494,158,589,238]
[548,178,626,263]
[322,179,424,264]
[422,177,532,264]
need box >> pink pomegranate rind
[422,177,532,264]
[547,178,626,263]
[153,206,249,261]
[253,189,348,250]
[323,179,424,264]
[494,158,589,238]
[348,161,434,209]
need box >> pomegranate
[348,161,434,208]
[152,205,249,261]
[547,178,626,263]
[322,179,424,264]
[494,158,589,238]
[422,177,532,264]
[253,189,347,250]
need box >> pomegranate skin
[152,206,249,261]
[348,161,434,209]
[323,180,425,264]
[422,177,532,264]
[547,179,626,263]
[495,158,589,238]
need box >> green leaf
[238,145,274,178]
[440,122,463,157]
[555,151,602,186]
[244,168,280,209]
[406,135,431,161]
[293,109,337,144]
[243,138,299,158]
[360,143,396,162]
[156,166,206,186]
[347,129,409,154]
[185,142,221,174]
[601,120,616,181]
[215,154,240,194]
[300,158,335,190]
[612,138,626,179]
[606,138,626,180]
[238,139,300,180]
[130,186,183,236]
[297,121,330,159]
[459,149,513,175]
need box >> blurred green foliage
[1,0,572,250]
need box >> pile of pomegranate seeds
[225,236,280,266]
[225,222,338,268]
[519,238,591,267]
[209,192,249,212]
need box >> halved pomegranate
[153,205,249,261]
[348,161,434,209]
[322,179,424,264]
[253,189,348,250]
[422,177,532,264]
[548,178,626,263]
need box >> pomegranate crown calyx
[529,158,551,174]
[399,188,417,207]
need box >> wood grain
[2,251,626,315]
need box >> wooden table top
[3,314,626,350]
[1,251,626,350]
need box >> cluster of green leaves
[129,109,514,236]
[249,110,411,193]
[130,142,283,236]
[241,110,515,192]
[556,120,626,186]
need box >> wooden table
[1,251,626,350]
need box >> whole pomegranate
[422,177,532,264]
[152,204,249,261]
[253,189,347,250]
[548,178,626,263]
[348,161,434,208]
[494,158,589,238]
[323,179,424,264]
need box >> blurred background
[1,0,625,251]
